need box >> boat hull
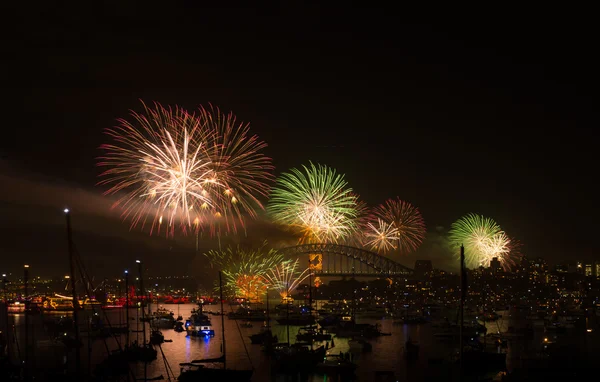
[178,367,252,381]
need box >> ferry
[42,297,74,311]
[80,298,102,308]
[7,300,25,313]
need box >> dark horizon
[2,5,599,276]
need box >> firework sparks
[344,196,369,247]
[369,198,426,254]
[265,259,312,300]
[204,243,283,301]
[198,104,274,234]
[364,218,400,253]
[97,101,273,236]
[267,162,358,243]
[449,213,514,270]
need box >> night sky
[2,5,598,277]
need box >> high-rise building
[595,262,600,278]
[585,264,593,277]
[555,264,568,273]
[490,257,501,273]
[569,262,584,274]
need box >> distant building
[414,260,433,278]
[568,262,583,274]
[554,264,568,273]
[595,262,600,278]
[585,264,593,277]
[490,257,501,273]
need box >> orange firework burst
[235,274,268,302]
[367,198,426,254]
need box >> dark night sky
[1,5,598,276]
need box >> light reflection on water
[107,304,457,381]
[6,304,598,381]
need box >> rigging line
[72,245,137,382]
[72,246,114,353]
[11,324,21,360]
[228,301,254,370]
[73,245,121,338]
[157,344,175,381]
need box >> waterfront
[3,302,598,381]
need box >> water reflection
[4,304,598,381]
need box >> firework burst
[264,259,312,300]
[97,101,273,236]
[204,243,283,301]
[449,213,514,270]
[344,196,369,247]
[369,198,426,254]
[267,162,358,243]
[198,104,274,234]
[363,218,400,253]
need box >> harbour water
[3,303,599,381]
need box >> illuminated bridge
[280,243,413,277]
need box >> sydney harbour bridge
[280,243,413,278]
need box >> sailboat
[271,278,326,373]
[249,288,278,345]
[455,245,506,375]
[295,266,331,342]
[178,272,253,381]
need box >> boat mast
[266,287,270,328]
[218,271,226,369]
[125,269,130,346]
[24,264,29,379]
[308,258,312,312]
[286,282,290,345]
[137,259,147,382]
[2,274,9,362]
[352,266,356,322]
[65,209,81,379]
[308,259,313,350]
[459,244,465,375]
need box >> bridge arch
[279,243,413,277]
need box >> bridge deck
[280,243,413,276]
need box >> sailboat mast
[2,274,9,362]
[352,266,356,322]
[137,259,147,382]
[24,265,29,379]
[137,260,146,345]
[65,209,81,379]
[459,244,465,374]
[286,282,290,345]
[125,270,130,346]
[308,259,313,350]
[308,258,312,311]
[219,271,226,369]
[266,287,270,327]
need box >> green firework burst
[448,213,513,270]
[267,162,358,243]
